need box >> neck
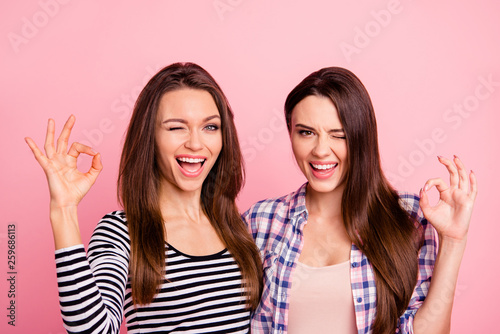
[305,183,344,220]
[158,181,205,224]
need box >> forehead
[157,88,219,119]
[291,95,342,128]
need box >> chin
[166,176,204,193]
[308,179,344,194]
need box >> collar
[285,182,309,220]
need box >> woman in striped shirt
[25,62,262,333]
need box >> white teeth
[177,157,205,163]
[311,163,337,170]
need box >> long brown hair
[118,62,262,309]
[285,67,422,333]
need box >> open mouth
[176,157,206,174]
[309,162,338,179]
[310,162,338,171]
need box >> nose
[311,135,331,158]
[184,130,203,151]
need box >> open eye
[299,130,314,136]
[204,124,220,131]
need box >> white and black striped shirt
[55,211,250,333]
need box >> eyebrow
[162,115,221,124]
[295,123,344,133]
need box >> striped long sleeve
[55,212,130,334]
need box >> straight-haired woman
[245,67,477,333]
[26,62,262,333]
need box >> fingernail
[437,155,443,160]
[424,185,429,192]
[454,155,459,160]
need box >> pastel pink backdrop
[1,1,498,333]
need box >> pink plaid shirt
[243,183,437,334]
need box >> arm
[411,156,477,334]
[26,116,128,333]
[56,214,130,334]
[242,205,273,334]
[397,208,437,333]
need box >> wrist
[438,234,467,255]
[438,233,467,245]
[49,205,82,250]
[50,198,79,210]
[50,204,78,220]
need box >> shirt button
[351,262,359,268]
[357,297,363,303]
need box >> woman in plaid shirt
[244,67,477,333]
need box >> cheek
[338,145,348,162]
[155,137,177,166]
[156,150,171,170]
[291,142,311,175]
[208,135,223,155]
[291,139,308,161]
[337,147,349,175]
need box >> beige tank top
[288,260,358,334]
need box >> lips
[176,156,207,177]
[309,161,338,179]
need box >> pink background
[1,1,499,332]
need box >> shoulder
[94,210,129,234]
[242,183,307,235]
[243,183,306,222]
[398,192,437,245]
[89,210,130,252]
[398,192,422,221]
[243,193,290,221]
